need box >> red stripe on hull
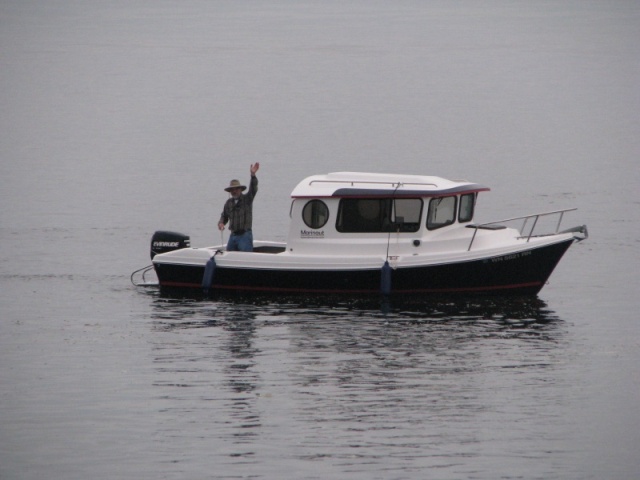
[159,280,544,295]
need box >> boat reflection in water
[146,289,568,464]
[149,285,561,330]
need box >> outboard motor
[150,231,190,259]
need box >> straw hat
[224,179,246,192]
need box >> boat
[142,172,587,297]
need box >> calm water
[1,1,639,479]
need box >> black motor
[150,230,190,259]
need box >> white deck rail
[467,208,578,251]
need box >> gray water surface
[1,2,639,479]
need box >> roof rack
[308,179,439,188]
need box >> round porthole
[302,200,329,229]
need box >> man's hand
[250,162,260,175]
[218,222,225,231]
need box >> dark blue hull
[154,239,574,297]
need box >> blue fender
[202,256,216,293]
[380,260,392,296]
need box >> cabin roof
[290,172,490,198]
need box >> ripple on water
[141,292,575,477]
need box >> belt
[232,229,250,236]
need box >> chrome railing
[308,179,438,188]
[467,208,578,251]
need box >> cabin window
[459,193,475,223]
[336,198,422,233]
[302,200,329,229]
[427,196,457,230]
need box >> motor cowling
[150,231,190,259]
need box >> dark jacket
[218,175,258,233]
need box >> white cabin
[286,172,491,257]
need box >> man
[218,162,260,252]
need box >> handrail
[467,208,577,251]
[473,208,577,227]
[308,179,438,188]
